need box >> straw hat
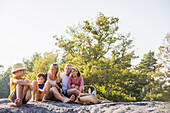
[11,63,26,74]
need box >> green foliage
[1,13,169,102]
[0,64,4,74]
[25,52,57,82]
[53,13,120,65]
[143,34,170,102]
[0,66,11,98]
[23,52,41,75]
[144,84,170,102]
[157,33,170,78]
[138,50,157,73]
[53,13,142,102]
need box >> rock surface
[0,98,170,113]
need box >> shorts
[11,88,27,104]
[62,89,68,97]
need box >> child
[8,63,33,107]
[68,67,84,92]
[31,73,51,102]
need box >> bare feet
[42,98,50,102]
[69,94,76,103]
[30,98,36,102]
[10,98,21,107]
[26,90,31,102]
[62,97,71,103]
[98,100,113,104]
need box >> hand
[71,84,75,88]
[52,84,59,89]
[43,88,47,94]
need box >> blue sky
[0,0,170,71]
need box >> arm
[57,80,62,89]
[68,77,72,89]
[79,77,84,92]
[80,77,84,87]
[13,79,32,89]
[51,83,59,88]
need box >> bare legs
[50,87,75,103]
[31,80,39,101]
[71,84,84,93]
[31,80,51,102]
[10,79,31,107]
[42,81,51,102]
[67,88,80,97]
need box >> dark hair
[71,67,81,77]
[37,73,45,79]
[77,71,81,77]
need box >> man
[61,64,80,97]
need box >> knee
[51,87,56,91]
[80,86,84,92]
[16,84,22,88]
[45,80,51,86]
[32,80,38,85]
[72,88,78,93]
[24,79,30,83]
[75,86,79,89]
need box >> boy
[8,63,33,107]
[31,73,51,102]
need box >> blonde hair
[48,63,61,83]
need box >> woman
[68,67,84,92]
[46,63,75,103]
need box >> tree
[138,50,157,73]
[137,35,170,102]
[111,33,138,69]
[53,12,120,65]
[157,33,170,78]
[144,33,170,102]
[53,13,139,101]
[23,52,41,75]
[0,66,11,98]
[0,64,4,74]
[25,52,58,82]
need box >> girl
[68,67,84,92]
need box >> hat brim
[11,68,26,74]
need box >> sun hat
[11,63,26,74]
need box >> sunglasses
[71,67,78,71]
[51,63,58,66]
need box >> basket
[83,85,96,94]
[74,85,98,105]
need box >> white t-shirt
[61,73,70,91]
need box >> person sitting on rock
[9,63,33,107]
[68,67,84,92]
[45,63,75,103]
[61,64,80,98]
[31,73,51,102]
